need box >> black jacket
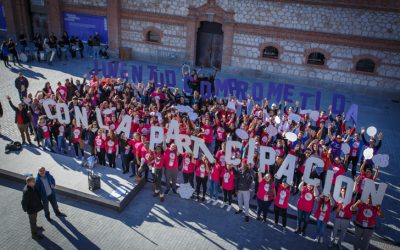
[15,76,29,92]
[236,167,254,191]
[9,100,30,124]
[21,185,43,214]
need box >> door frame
[187,0,235,69]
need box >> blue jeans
[120,152,125,170]
[93,46,100,58]
[316,220,327,239]
[297,210,311,232]
[57,136,66,151]
[208,179,219,199]
[43,138,52,150]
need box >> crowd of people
[0,31,106,67]
[2,65,386,249]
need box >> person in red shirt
[355,160,379,202]
[351,195,384,250]
[152,145,164,202]
[137,140,152,182]
[274,179,291,233]
[314,194,334,244]
[202,118,214,153]
[105,131,118,168]
[71,119,84,159]
[94,129,106,166]
[163,143,179,194]
[256,173,276,223]
[181,152,196,188]
[296,182,319,236]
[208,162,222,205]
[329,186,356,248]
[195,155,210,201]
[221,164,236,212]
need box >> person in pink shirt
[105,131,118,168]
[152,145,164,202]
[208,163,222,205]
[163,143,178,194]
[215,143,227,169]
[331,157,345,185]
[355,160,379,202]
[195,155,210,201]
[202,118,214,153]
[329,186,356,249]
[274,179,291,233]
[296,182,319,236]
[94,129,106,166]
[221,164,236,212]
[56,82,67,101]
[182,152,196,188]
[137,140,152,181]
[256,173,276,223]
[351,195,384,250]
[313,194,334,244]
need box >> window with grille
[307,52,325,65]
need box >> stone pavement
[0,57,400,247]
[1,178,398,250]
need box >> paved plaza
[0,58,399,249]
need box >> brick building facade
[1,0,400,91]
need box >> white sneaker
[313,237,319,242]
[226,205,232,212]
[220,202,226,208]
[212,200,219,206]
[207,198,213,204]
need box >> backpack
[5,141,22,154]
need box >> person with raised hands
[313,194,334,244]
[351,195,384,250]
[273,178,291,233]
[256,172,276,223]
[295,181,319,236]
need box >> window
[355,59,375,73]
[307,52,325,65]
[146,31,160,43]
[262,46,279,59]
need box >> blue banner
[0,4,6,31]
[63,12,108,44]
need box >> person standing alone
[21,176,45,240]
[35,167,66,222]
[7,95,32,145]
[15,73,29,101]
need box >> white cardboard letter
[56,103,70,124]
[259,146,276,173]
[149,126,164,150]
[333,175,354,205]
[303,157,323,186]
[225,140,241,166]
[275,154,296,184]
[115,115,132,136]
[74,106,88,128]
[361,179,387,206]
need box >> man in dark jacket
[35,167,66,222]
[15,73,29,101]
[21,176,44,240]
[235,159,254,222]
[7,96,32,144]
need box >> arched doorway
[195,21,223,69]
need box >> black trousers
[196,176,208,197]
[223,189,233,205]
[183,172,194,188]
[28,213,38,235]
[97,148,106,166]
[274,206,287,227]
[138,163,149,180]
[107,153,116,168]
[43,193,59,217]
[347,156,359,178]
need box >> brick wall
[231,33,400,90]
[63,0,107,7]
[121,0,207,16]
[120,18,188,63]
[216,0,400,41]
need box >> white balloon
[275,116,281,124]
[188,112,198,121]
[366,126,377,137]
[266,125,278,137]
[235,129,249,140]
[300,109,312,115]
[363,148,374,160]
[288,113,301,123]
[285,132,298,142]
[341,143,350,155]
[310,110,319,121]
